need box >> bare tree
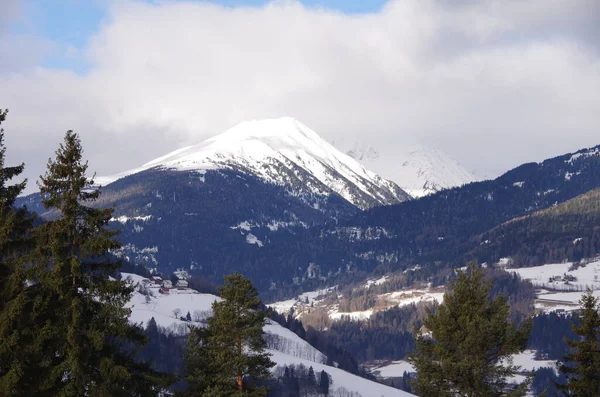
[173,308,181,318]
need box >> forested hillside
[464,188,600,267]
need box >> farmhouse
[176,279,189,289]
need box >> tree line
[0,111,275,396]
[408,266,600,396]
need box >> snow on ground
[369,349,555,397]
[267,298,298,315]
[328,287,445,321]
[268,286,337,316]
[370,351,556,380]
[382,288,445,308]
[123,273,218,329]
[268,350,413,397]
[245,233,263,247]
[230,221,255,231]
[368,361,415,379]
[509,260,600,290]
[112,215,153,223]
[123,273,412,396]
[263,321,327,364]
[508,259,600,312]
[269,283,444,322]
[364,276,389,288]
[330,309,375,321]
[534,290,600,312]
[510,350,557,373]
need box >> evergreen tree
[407,265,531,397]
[307,366,315,385]
[182,273,275,396]
[0,109,39,395]
[181,326,215,396]
[558,289,600,396]
[319,370,330,396]
[36,130,168,396]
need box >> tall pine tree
[181,326,215,396]
[408,266,531,397]
[0,109,40,395]
[36,130,167,396]
[558,289,600,396]
[182,273,274,396]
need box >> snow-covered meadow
[122,273,413,397]
[507,259,600,312]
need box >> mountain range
[15,117,600,395]
[18,120,600,297]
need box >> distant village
[138,269,194,295]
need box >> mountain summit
[345,141,479,198]
[101,117,410,209]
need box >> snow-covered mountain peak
[396,144,480,197]
[218,117,320,143]
[146,117,372,179]
[101,118,411,209]
[342,141,479,198]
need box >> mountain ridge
[98,117,410,210]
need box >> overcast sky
[1,0,599,193]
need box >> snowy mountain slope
[343,141,479,198]
[98,118,410,209]
[122,273,413,397]
[268,350,413,397]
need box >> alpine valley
[17,118,600,395]
[19,119,600,293]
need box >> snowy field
[267,285,337,317]
[269,350,413,397]
[122,273,414,396]
[368,360,415,379]
[369,349,556,397]
[507,259,600,312]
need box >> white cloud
[0,0,599,192]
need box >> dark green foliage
[34,130,168,396]
[181,326,214,396]
[319,370,330,395]
[408,266,532,397]
[558,289,600,396]
[182,273,275,396]
[266,364,329,397]
[138,317,186,375]
[531,367,566,397]
[0,109,39,395]
[529,312,576,360]
[290,269,533,366]
[465,188,600,268]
